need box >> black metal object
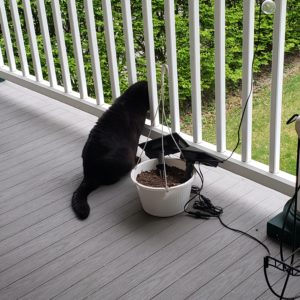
[181,146,222,167]
[139,133,222,180]
[264,256,300,277]
[267,202,300,248]
[139,133,189,159]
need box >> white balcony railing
[0,0,295,196]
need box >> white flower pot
[131,158,195,217]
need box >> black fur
[72,81,150,220]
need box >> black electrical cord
[280,271,292,300]
[185,191,271,255]
[280,196,295,262]
[185,165,271,255]
[217,214,271,255]
[291,140,300,267]
[183,165,204,215]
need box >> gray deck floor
[0,80,299,300]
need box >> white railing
[0,0,295,195]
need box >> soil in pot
[136,165,187,188]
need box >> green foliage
[0,0,299,106]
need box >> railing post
[23,0,43,82]
[0,2,16,71]
[9,0,29,77]
[0,1,16,72]
[214,0,226,153]
[121,0,137,85]
[189,0,202,144]
[37,0,57,87]
[241,0,255,163]
[51,0,72,93]
[68,0,88,100]
[269,0,287,174]
[165,0,180,133]
[84,0,104,105]
[102,0,120,100]
[142,0,159,126]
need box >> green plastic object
[267,199,300,247]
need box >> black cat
[72,81,150,220]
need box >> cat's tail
[71,179,96,220]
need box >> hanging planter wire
[136,64,187,191]
[131,64,196,217]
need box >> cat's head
[120,80,150,111]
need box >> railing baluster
[51,0,72,93]
[23,0,43,82]
[37,0,57,87]
[0,2,16,71]
[84,0,104,105]
[241,0,255,162]
[189,0,202,143]
[269,0,287,174]
[214,0,226,153]
[142,0,159,126]
[102,0,120,100]
[68,0,88,99]
[121,0,137,85]
[9,0,29,77]
[165,0,180,133]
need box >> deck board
[0,81,298,300]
